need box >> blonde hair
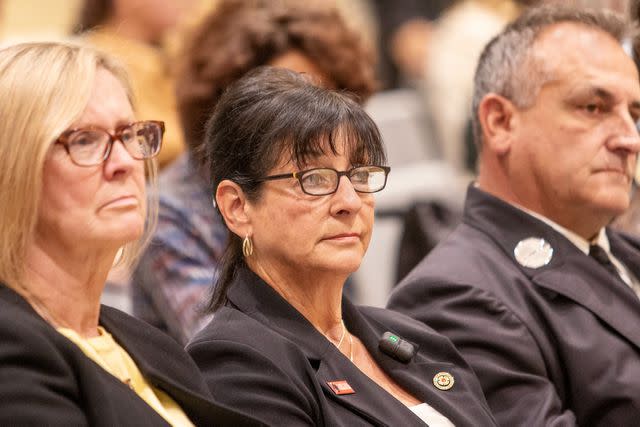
[0,41,158,289]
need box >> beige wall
[0,0,82,41]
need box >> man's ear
[478,93,517,155]
[215,179,252,237]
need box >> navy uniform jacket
[0,284,261,426]
[388,185,640,426]
[187,267,497,427]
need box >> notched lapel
[468,189,640,350]
[315,341,479,427]
[314,352,424,427]
[532,254,640,349]
[387,358,486,427]
[98,308,214,406]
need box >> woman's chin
[320,253,364,276]
[97,224,144,248]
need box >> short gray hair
[472,5,635,150]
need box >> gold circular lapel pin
[433,372,454,391]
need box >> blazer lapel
[529,229,640,349]
[228,268,492,425]
[465,186,640,349]
[227,270,427,426]
[532,256,640,349]
[314,304,429,427]
[341,300,491,427]
[97,307,223,424]
[315,353,425,426]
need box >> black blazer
[388,185,640,426]
[0,284,261,426]
[187,267,496,427]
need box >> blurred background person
[422,0,542,175]
[188,66,496,427]
[0,41,258,426]
[0,0,78,42]
[365,0,452,90]
[73,0,197,169]
[131,0,377,344]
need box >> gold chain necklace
[326,320,354,362]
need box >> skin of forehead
[529,22,639,94]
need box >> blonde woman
[0,42,259,426]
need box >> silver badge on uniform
[514,237,553,268]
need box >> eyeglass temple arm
[256,172,298,182]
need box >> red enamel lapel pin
[327,380,355,395]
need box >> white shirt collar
[516,205,607,255]
[501,197,637,291]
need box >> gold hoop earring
[242,234,254,257]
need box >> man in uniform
[388,6,640,426]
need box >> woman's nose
[103,139,137,178]
[330,175,362,215]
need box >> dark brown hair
[205,66,385,311]
[73,0,112,33]
[175,0,377,154]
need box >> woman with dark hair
[186,66,497,427]
[133,0,377,344]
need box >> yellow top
[81,29,185,168]
[58,326,194,427]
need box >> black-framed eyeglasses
[257,165,391,196]
[55,120,165,167]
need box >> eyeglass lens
[300,166,388,195]
[65,121,162,166]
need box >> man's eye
[584,104,601,114]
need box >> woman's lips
[100,195,138,209]
[323,233,360,241]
